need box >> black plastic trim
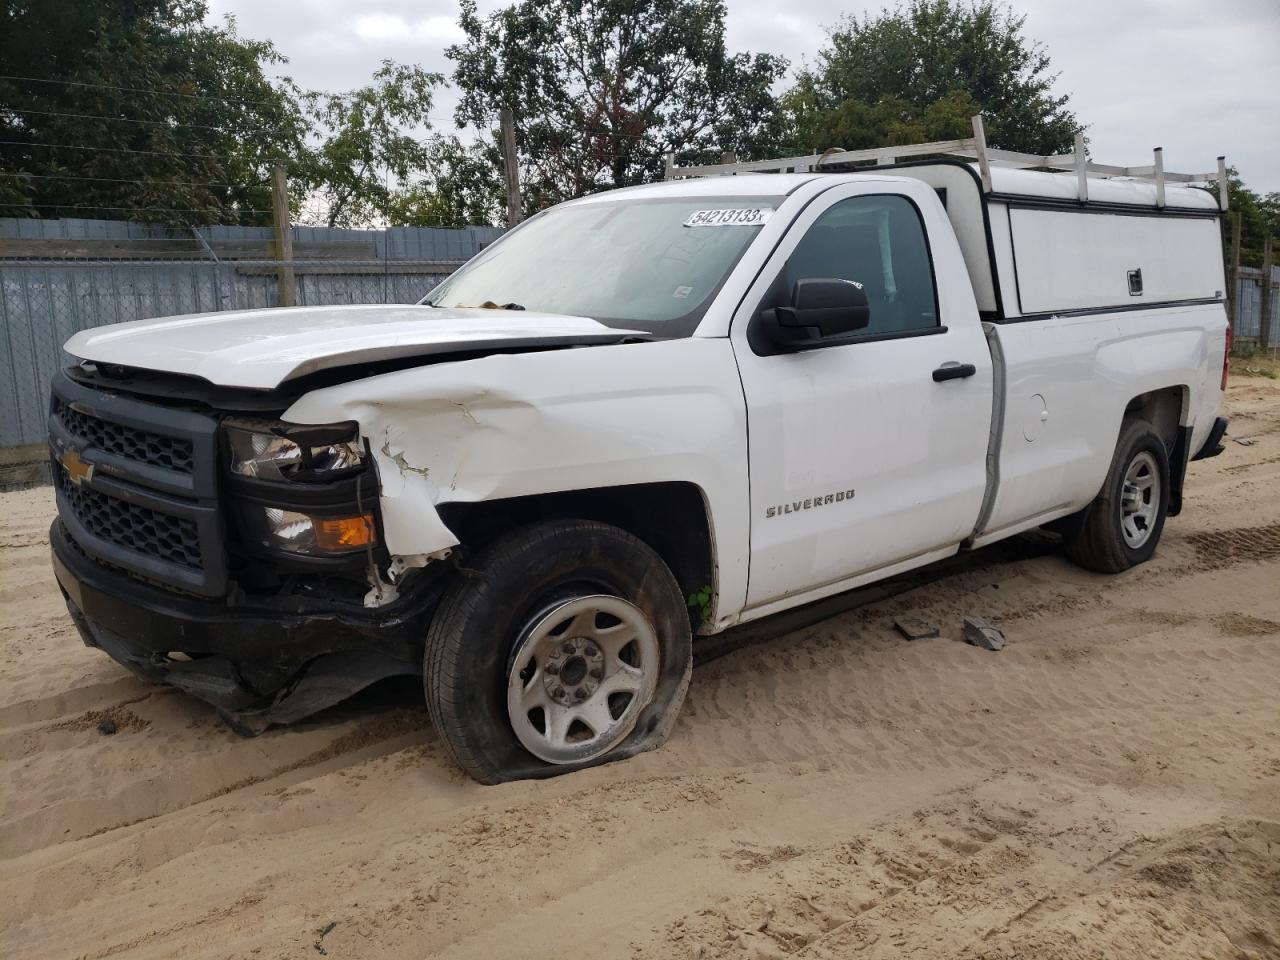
[933,362,977,382]
[51,519,434,699]
[51,469,223,594]
[1001,298,1227,325]
[990,192,1222,220]
[50,369,228,596]
[51,368,219,499]
[1169,425,1190,517]
[1191,416,1228,461]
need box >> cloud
[353,13,465,44]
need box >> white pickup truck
[49,144,1230,783]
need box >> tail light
[1221,325,1232,392]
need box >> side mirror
[764,278,871,346]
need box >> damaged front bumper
[51,520,438,734]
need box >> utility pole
[1261,235,1275,352]
[500,108,523,228]
[271,165,296,307]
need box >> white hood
[63,304,647,390]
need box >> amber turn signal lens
[314,514,377,551]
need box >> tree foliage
[447,0,788,210]
[0,0,308,224]
[295,62,443,228]
[787,0,1079,156]
[1222,170,1280,268]
[382,137,505,228]
[0,2,459,228]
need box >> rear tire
[423,519,692,784]
[1064,419,1170,573]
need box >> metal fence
[0,218,504,447]
[1235,265,1279,350]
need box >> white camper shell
[665,116,1227,324]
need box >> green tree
[383,137,505,228]
[1220,170,1280,268]
[0,1,308,224]
[447,0,788,210]
[296,62,444,228]
[787,0,1079,156]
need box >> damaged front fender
[281,337,752,622]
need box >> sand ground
[2,375,1278,960]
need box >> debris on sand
[894,618,941,641]
[97,718,118,736]
[963,616,1006,651]
[314,921,337,954]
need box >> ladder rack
[663,115,1229,212]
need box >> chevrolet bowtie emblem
[60,448,95,486]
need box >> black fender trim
[1168,426,1191,518]
[1190,416,1228,462]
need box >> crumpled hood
[63,304,648,390]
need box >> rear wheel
[423,519,692,784]
[1064,419,1170,573]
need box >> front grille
[50,368,225,596]
[53,398,194,474]
[56,465,202,569]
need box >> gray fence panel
[1235,266,1279,348]
[0,219,503,448]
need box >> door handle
[932,362,976,382]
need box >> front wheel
[423,519,692,784]
[1064,419,1171,573]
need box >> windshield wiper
[422,300,527,311]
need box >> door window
[767,194,940,339]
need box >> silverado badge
[59,448,94,486]
[765,489,855,518]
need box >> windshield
[421,196,781,337]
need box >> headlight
[224,420,365,482]
[242,507,377,556]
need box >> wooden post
[1153,147,1165,209]
[500,108,523,228]
[1217,156,1229,212]
[1227,211,1242,333]
[270,165,296,307]
[1074,131,1088,203]
[971,115,992,194]
[1261,236,1275,351]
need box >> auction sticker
[684,208,772,227]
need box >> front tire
[1064,419,1170,573]
[423,519,693,784]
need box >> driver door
[732,182,993,609]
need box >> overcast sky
[207,0,1280,193]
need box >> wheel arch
[436,481,717,631]
[1123,385,1188,445]
[1122,385,1190,516]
